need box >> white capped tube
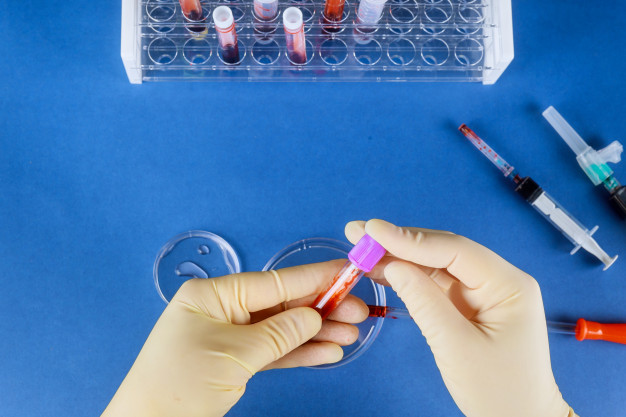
[531,191,617,270]
[357,0,387,25]
[283,7,307,64]
[254,0,279,20]
[213,6,240,64]
[213,6,237,48]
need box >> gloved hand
[102,260,368,417]
[346,219,577,417]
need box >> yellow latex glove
[346,219,578,417]
[102,260,367,417]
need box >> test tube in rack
[283,7,307,65]
[213,6,240,64]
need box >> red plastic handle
[575,318,626,344]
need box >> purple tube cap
[348,234,386,272]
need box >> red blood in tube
[180,0,203,19]
[367,305,387,318]
[312,266,361,320]
[222,44,240,64]
[324,0,346,22]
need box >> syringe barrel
[357,0,387,26]
[526,187,617,269]
[529,190,589,248]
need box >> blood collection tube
[283,7,307,65]
[311,234,386,320]
[213,6,240,64]
[254,0,279,21]
[356,0,386,28]
[179,0,203,21]
[323,0,346,22]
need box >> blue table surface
[1,1,626,415]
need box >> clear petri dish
[153,230,241,303]
[263,237,386,369]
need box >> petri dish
[263,237,386,369]
[153,230,241,303]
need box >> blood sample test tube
[356,0,386,27]
[179,0,207,33]
[311,234,386,320]
[213,6,240,64]
[323,0,346,22]
[254,0,279,21]
[283,7,307,65]
[179,0,204,21]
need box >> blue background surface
[1,1,626,415]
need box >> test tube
[283,7,307,65]
[179,0,206,33]
[254,0,279,21]
[311,234,386,320]
[179,0,203,21]
[213,6,240,64]
[324,0,346,22]
[356,0,386,28]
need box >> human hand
[346,219,576,417]
[102,260,368,417]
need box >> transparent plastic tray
[121,0,513,83]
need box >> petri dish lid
[153,230,241,303]
[263,237,386,369]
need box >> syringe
[542,106,626,218]
[459,124,617,270]
[367,305,626,345]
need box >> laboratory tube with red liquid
[323,0,346,22]
[283,7,307,65]
[213,6,240,64]
[179,0,206,33]
[311,234,386,320]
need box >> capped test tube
[212,6,240,64]
[356,0,386,27]
[311,234,386,319]
[283,7,307,64]
[254,0,279,21]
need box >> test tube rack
[121,0,513,84]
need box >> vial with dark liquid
[283,7,307,65]
[213,6,240,64]
[179,0,207,33]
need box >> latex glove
[102,260,368,417]
[346,219,577,417]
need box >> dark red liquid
[323,0,346,21]
[222,44,240,65]
[181,0,206,33]
[367,305,399,319]
[311,267,361,320]
[367,305,387,317]
[288,51,307,65]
